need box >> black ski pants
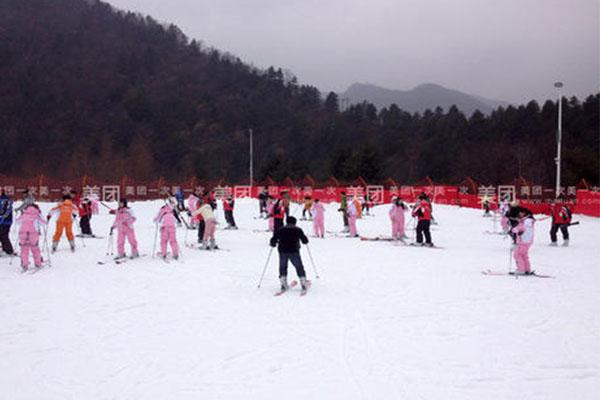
[0,225,14,254]
[279,252,306,279]
[550,223,569,242]
[80,215,92,235]
[416,220,432,244]
[197,219,205,242]
[225,210,236,227]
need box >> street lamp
[249,128,254,188]
[554,82,563,198]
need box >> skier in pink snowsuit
[111,199,139,259]
[266,197,275,232]
[347,199,359,237]
[16,204,47,271]
[511,209,535,274]
[389,197,407,240]
[499,199,510,233]
[312,199,325,238]
[154,204,179,260]
[187,193,200,228]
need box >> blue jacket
[0,195,13,225]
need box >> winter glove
[46,215,51,221]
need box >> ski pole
[76,217,86,248]
[43,225,52,268]
[306,244,320,279]
[106,231,114,256]
[257,247,274,288]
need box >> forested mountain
[341,83,509,116]
[0,0,598,185]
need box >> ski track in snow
[0,199,599,400]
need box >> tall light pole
[249,128,254,188]
[554,82,563,198]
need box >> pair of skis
[273,280,311,297]
[97,254,147,265]
[481,269,554,278]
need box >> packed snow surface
[1,200,599,400]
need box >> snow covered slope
[1,200,598,400]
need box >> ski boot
[51,241,58,253]
[549,242,558,247]
[201,241,210,250]
[562,240,569,247]
[130,251,140,259]
[21,264,28,273]
[279,276,289,291]
[173,254,179,261]
[114,254,127,261]
[209,239,218,250]
[69,240,76,252]
[300,277,308,291]
[424,242,434,247]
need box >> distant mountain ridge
[340,83,510,115]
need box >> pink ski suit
[512,216,535,273]
[112,207,138,257]
[266,201,275,232]
[347,201,358,237]
[17,206,47,268]
[389,203,406,239]
[187,194,200,226]
[312,202,325,237]
[499,201,510,232]
[154,205,179,257]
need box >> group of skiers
[0,185,578,285]
[493,196,574,275]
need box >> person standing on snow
[0,190,15,255]
[258,189,269,218]
[192,200,218,250]
[48,194,78,252]
[549,199,572,247]
[389,197,407,240]
[14,189,36,214]
[412,194,433,246]
[311,198,325,238]
[16,204,47,272]
[223,195,238,229]
[338,191,349,232]
[187,191,200,229]
[270,216,309,292]
[301,196,313,220]
[78,197,94,237]
[512,208,536,274]
[272,198,286,232]
[110,198,139,260]
[154,204,179,260]
[266,196,275,232]
[347,197,359,237]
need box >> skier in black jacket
[270,216,309,291]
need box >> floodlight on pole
[554,82,563,198]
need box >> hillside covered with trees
[0,0,598,185]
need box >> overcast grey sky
[106,0,598,104]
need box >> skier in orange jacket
[48,195,78,252]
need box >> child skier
[549,199,572,246]
[301,196,313,220]
[272,198,286,232]
[338,192,349,232]
[154,204,179,260]
[266,196,275,232]
[270,216,310,293]
[347,197,359,237]
[512,208,535,274]
[312,198,325,238]
[78,197,94,237]
[499,197,510,233]
[16,204,47,271]
[14,189,36,214]
[192,201,218,250]
[187,191,200,229]
[412,194,433,246]
[48,194,78,252]
[110,198,139,259]
[389,197,407,240]
[0,190,14,255]
[223,195,237,229]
